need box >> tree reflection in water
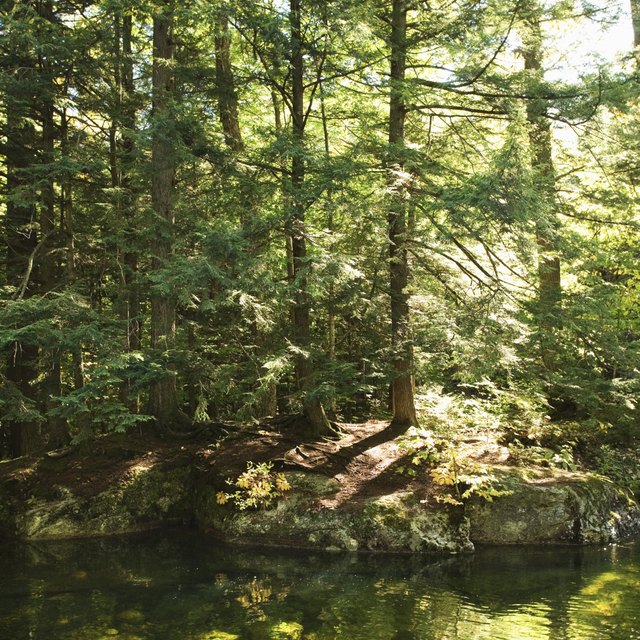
[0,531,638,639]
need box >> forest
[1,0,640,492]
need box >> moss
[0,477,21,536]
[14,465,193,539]
[2,446,638,550]
[467,468,639,545]
[116,610,144,623]
[269,621,304,639]
[352,493,472,553]
[198,484,473,554]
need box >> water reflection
[0,531,638,639]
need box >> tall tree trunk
[215,13,243,153]
[289,0,331,436]
[387,0,417,428]
[149,0,180,431]
[4,67,42,457]
[122,11,141,356]
[214,12,277,419]
[113,9,140,411]
[320,82,337,417]
[522,1,561,371]
[631,0,640,63]
[60,105,86,397]
[38,5,68,448]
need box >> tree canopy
[1,0,639,459]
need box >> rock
[353,492,473,553]
[269,621,304,639]
[466,467,640,545]
[195,474,472,553]
[6,465,192,540]
[1,441,638,551]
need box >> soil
[0,418,511,507]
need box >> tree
[386,0,418,428]
[149,0,182,431]
[521,0,562,371]
[631,0,640,59]
[288,0,332,436]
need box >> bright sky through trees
[545,0,633,80]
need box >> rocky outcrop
[0,446,638,551]
[195,473,473,553]
[194,467,638,552]
[466,467,640,545]
[1,463,192,539]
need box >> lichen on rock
[10,464,192,540]
[466,467,640,545]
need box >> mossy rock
[14,465,193,539]
[0,479,19,537]
[269,621,303,639]
[198,479,472,554]
[352,492,473,553]
[467,468,640,545]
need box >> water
[1,530,639,640]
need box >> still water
[1,530,639,640]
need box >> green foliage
[216,461,292,510]
[430,454,512,506]
[396,427,443,476]
[396,427,511,505]
[508,441,578,472]
[2,0,640,462]
[593,445,640,497]
[51,352,155,443]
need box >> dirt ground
[0,419,511,505]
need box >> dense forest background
[2,0,640,467]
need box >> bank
[0,421,638,552]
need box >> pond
[1,530,639,639]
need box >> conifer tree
[149,0,182,431]
[387,0,418,428]
[521,0,562,371]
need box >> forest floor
[0,418,513,506]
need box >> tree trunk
[39,13,68,448]
[60,106,87,402]
[289,0,331,436]
[320,82,337,417]
[522,1,561,371]
[215,13,243,153]
[122,12,141,356]
[112,9,140,411]
[149,0,181,431]
[214,12,277,420]
[387,0,417,428]
[631,0,640,57]
[4,60,42,457]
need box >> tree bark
[60,106,87,400]
[289,0,331,436]
[631,0,640,54]
[320,84,338,417]
[215,13,243,153]
[113,9,140,410]
[38,2,68,448]
[387,0,417,428]
[522,1,561,371]
[214,12,277,419]
[122,11,141,356]
[149,0,180,431]
[4,25,42,456]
